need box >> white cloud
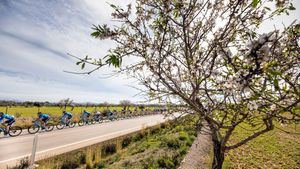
[0,0,141,103]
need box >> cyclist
[37,112,50,130]
[61,111,73,125]
[0,112,15,136]
[82,110,91,123]
[107,110,116,120]
[94,111,101,118]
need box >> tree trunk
[212,139,225,169]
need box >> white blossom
[248,101,258,111]
[270,104,276,111]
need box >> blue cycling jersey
[83,111,90,117]
[0,114,14,123]
[63,112,72,118]
[39,113,50,119]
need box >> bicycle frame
[33,120,42,128]
[0,127,5,134]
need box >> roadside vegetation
[35,115,198,169]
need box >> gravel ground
[179,126,212,169]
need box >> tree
[120,100,132,110]
[58,98,74,111]
[74,0,299,168]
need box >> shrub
[174,125,184,132]
[97,162,106,169]
[150,127,160,135]
[178,131,189,141]
[186,138,193,147]
[166,138,181,149]
[179,145,188,156]
[10,158,29,169]
[141,158,158,169]
[79,153,86,164]
[122,137,132,148]
[60,160,80,169]
[157,156,175,169]
[101,143,117,157]
[132,132,144,142]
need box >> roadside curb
[179,125,212,169]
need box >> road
[0,114,172,168]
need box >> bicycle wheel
[78,120,84,126]
[90,119,96,124]
[56,122,65,130]
[68,121,75,128]
[87,120,93,125]
[28,125,40,134]
[46,123,54,132]
[9,126,22,137]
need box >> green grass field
[0,106,151,118]
[223,123,300,169]
[0,106,156,128]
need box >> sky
[0,0,299,103]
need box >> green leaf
[81,63,85,69]
[76,61,81,65]
[274,78,280,91]
[105,53,122,68]
[252,0,260,8]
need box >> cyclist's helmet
[37,112,42,115]
[0,112,3,116]
[63,110,66,114]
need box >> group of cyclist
[0,109,118,136]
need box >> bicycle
[28,120,54,134]
[0,123,22,137]
[56,117,75,130]
[107,113,117,121]
[78,116,93,126]
[91,114,103,124]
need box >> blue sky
[0,0,299,103]
[0,0,138,103]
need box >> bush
[150,127,160,134]
[157,156,175,169]
[178,131,189,141]
[101,143,117,157]
[132,132,144,142]
[97,162,106,169]
[79,153,86,164]
[10,158,29,169]
[141,158,158,169]
[186,138,193,147]
[122,137,132,148]
[179,145,188,155]
[60,160,80,169]
[166,138,181,149]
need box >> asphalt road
[0,114,172,168]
